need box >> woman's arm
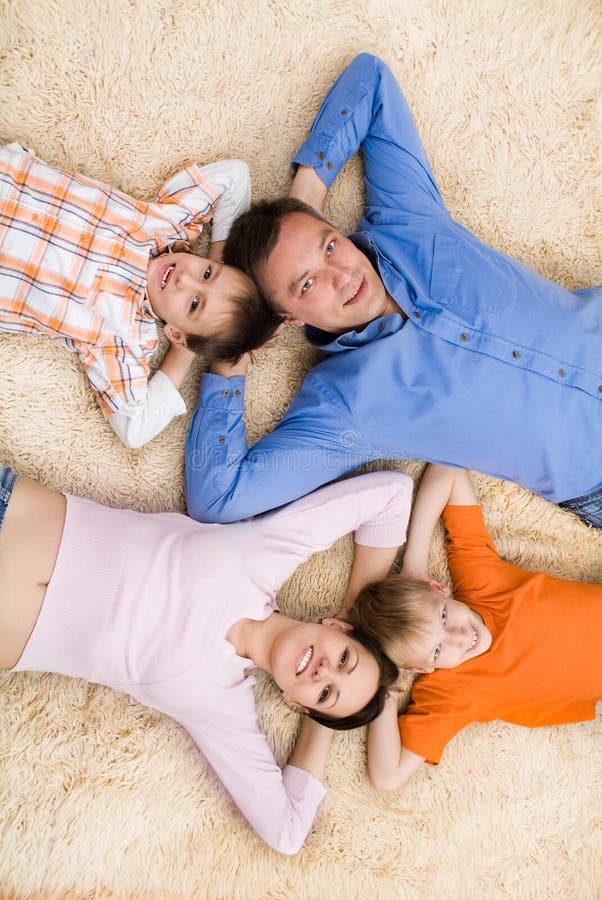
[287,716,334,780]
[367,692,425,791]
[401,465,477,578]
[338,543,399,619]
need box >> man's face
[146,252,250,344]
[259,212,396,334]
[400,588,493,674]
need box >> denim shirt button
[326,161,333,169]
[222,389,230,397]
[341,108,348,116]
[218,436,226,444]
[413,311,421,319]
[460,332,469,341]
[317,151,324,159]
[378,322,385,331]
[512,350,520,359]
[234,389,241,397]
[558,369,566,377]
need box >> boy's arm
[401,465,477,578]
[367,693,425,791]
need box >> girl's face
[269,618,380,717]
[146,252,249,343]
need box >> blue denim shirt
[186,53,601,523]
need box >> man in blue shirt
[185,53,601,526]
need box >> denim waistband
[0,465,18,531]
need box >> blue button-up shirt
[186,53,601,523]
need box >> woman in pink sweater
[0,464,411,853]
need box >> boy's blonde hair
[347,574,440,666]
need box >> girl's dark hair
[307,625,398,732]
[223,197,327,311]
[183,281,281,364]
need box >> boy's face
[146,252,249,344]
[400,586,492,674]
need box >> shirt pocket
[429,232,517,314]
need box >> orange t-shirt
[398,506,602,765]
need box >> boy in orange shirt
[347,464,602,790]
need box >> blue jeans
[0,465,18,531]
[558,484,602,528]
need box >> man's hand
[290,165,328,213]
[210,354,251,378]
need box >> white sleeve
[252,470,413,594]
[179,711,326,855]
[195,159,251,243]
[108,371,186,449]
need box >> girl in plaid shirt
[0,143,278,447]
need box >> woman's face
[269,619,380,718]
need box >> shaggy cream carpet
[0,1,601,897]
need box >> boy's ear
[281,692,309,715]
[425,579,450,596]
[163,324,188,347]
[321,617,353,633]
[405,665,435,675]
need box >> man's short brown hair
[223,197,327,311]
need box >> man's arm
[367,693,425,791]
[292,53,447,226]
[401,465,477,577]
[185,368,377,522]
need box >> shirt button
[412,311,421,319]
[378,322,385,331]
[222,389,230,397]
[599,386,602,394]
[341,108,348,116]
[460,333,469,341]
[341,335,348,342]
[218,436,226,444]
[317,151,324,159]
[326,161,333,169]
[512,350,520,359]
[234,389,241,397]
[558,369,566,377]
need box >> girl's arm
[401,465,477,578]
[367,693,425,791]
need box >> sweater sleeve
[251,470,413,594]
[178,711,326,855]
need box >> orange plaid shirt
[0,142,220,416]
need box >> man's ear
[163,323,188,347]
[280,313,305,327]
[281,692,310,715]
[321,617,354,633]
